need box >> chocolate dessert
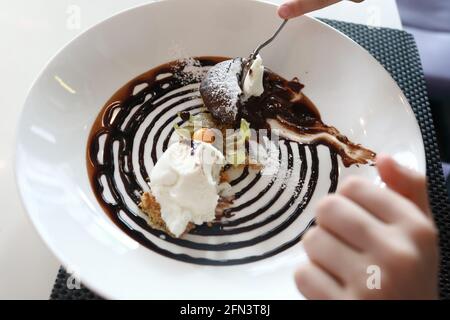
[200,58,376,167]
[199,58,243,125]
[87,56,376,265]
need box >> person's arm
[295,155,439,299]
[278,0,364,19]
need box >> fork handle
[251,19,288,58]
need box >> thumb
[278,0,340,19]
[376,154,431,217]
[277,0,364,20]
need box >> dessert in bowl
[87,55,376,245]
[16,0,425,299]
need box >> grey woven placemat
[50,19,450,300]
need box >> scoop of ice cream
[243,54,265,99]
[200,58,242,125]
[149,141,225,237]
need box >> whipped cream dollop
[243,54,265,99]
[149,141,225,237]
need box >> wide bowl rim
[14,0,425,299]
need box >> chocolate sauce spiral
[87,57,339,265]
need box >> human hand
[278,0,364,20]
[295,154,439,299]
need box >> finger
[278,0,340,19]
[303,226,362,284]
[338,176,424,224]
[295,262,345,299]
[315,194,385,252]
[376,154,431,217]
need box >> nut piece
[193,128,216,143]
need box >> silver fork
[240,19,288,84]
[249,19,288,61]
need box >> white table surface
[0,0,402,299]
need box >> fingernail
[278,4,291,19]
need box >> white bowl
[16,0,425,299]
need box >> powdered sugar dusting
[166,43,204,83]
[203,59,242,121]
[173,57,208,85]
[261,136,281,176]
[280,151,294,188]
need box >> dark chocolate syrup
[87,57,339,265]
[201,60,376,167]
